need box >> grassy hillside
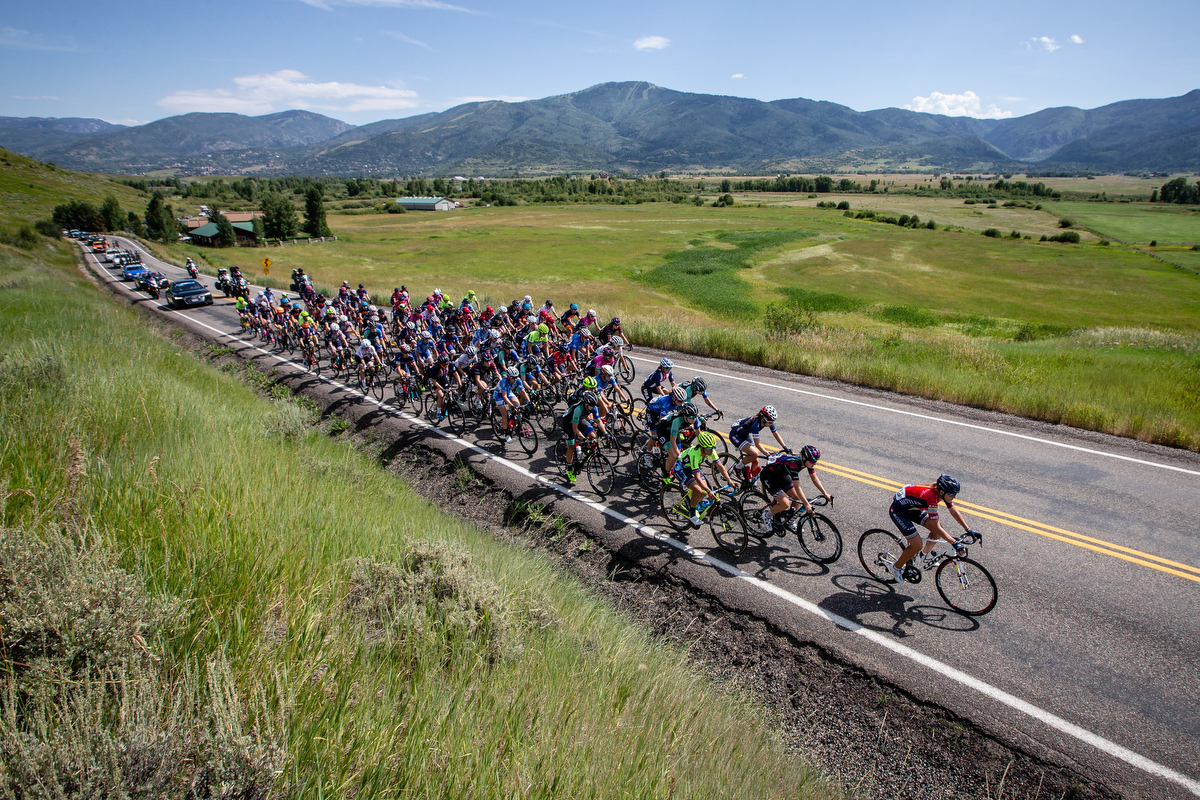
[0,240,827,796]
[0,147,148,229]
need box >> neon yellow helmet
[538,323,549,335]
[697,431,718,450]
[582,376,598,390]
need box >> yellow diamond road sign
[261,257,272,269]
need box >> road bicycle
[423,383,466,436]
[490,401,539,455]
[733,495,840,561]
[553,437,616,497]
[300,338,321,374]
[389,373,424,413]
[659,480,742,542]
[857,529,996,616]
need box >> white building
[395,196,455,211]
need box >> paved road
[91,239,1200,798]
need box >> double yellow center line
[818,460,1200,585]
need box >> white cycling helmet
[523,295,531,303]
[601,364,614,375]
[507,365,520,378]
[611,335,625,347]
[489,329,501,340]
[588,308,596,317]
[671,386,687,402]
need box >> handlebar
[807,496,830,507]
[959,530,983,547]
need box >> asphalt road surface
[89,238,1200,798]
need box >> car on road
[164,279,213,309]
[122,263,150,281]
[134,270,168,293]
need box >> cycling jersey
[494,375,524,402]
[524,331,548,355]
[453,353,474,372]
[646,394,677,425]
[424,362,453,386]
[729,415,777,447]
[641,367,673,392]
[891,485,948,522]
[655,413,693,445]
[561,402,597,443]
[681,382,708,403]
[356,342,377,360]
[759,459,808,497]
[671,445,713,484]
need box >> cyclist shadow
[820,574,980,636]
[729,538,831,580]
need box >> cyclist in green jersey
[561,390,607,484]
[671,431,736,526]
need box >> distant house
[184,210,263,231]
[395,196,455,211]
[189,221,257,247]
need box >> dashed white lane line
[626,355,1200,477]
[90,250,1200,796]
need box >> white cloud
[158,70,420,115]
[731,73,744,79]
[904,90,1012,119]
[297,0,474,11]
[384,31,432,49]
[1070,34,1084,44]
[633,35,670,51]
[0,26,76,51]
[1032,36,1060,51]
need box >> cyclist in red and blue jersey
[889,475,975,583]
[729,405,788,481]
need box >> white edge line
[625,355,1200,477]
[89,247,1200,796]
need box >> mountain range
[2,83,1197,175]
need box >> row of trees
[1155,177,1200,205]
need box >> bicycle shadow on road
[819,574,980,636]
[736,537,832,581]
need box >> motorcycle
[186,260,199,280]
[215,268,231,296]
[233,277,250,299]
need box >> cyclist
[355,337,380,392]
[889,475,974,584]
[598,316,624,345]
[494,366,531,442]
[425,354,455,421]
[647,385,686,429]
[641,357,675,403]
[525,322,551,359]
[729,406,788,482]
[558,302,581,333]
[754,447,833,534]
[672,431,736,527]
[537,299,557,328]
[680,376,720,415]
[561,390,606,484]
[659,400,700,478]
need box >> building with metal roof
[189,221,257,247]
[395,196,456,211]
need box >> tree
[260,192,300,240]
[144,193,176,241]
[814,176,833,193]
[52,199,103,231]
[719,179,732,193]
[126,211,145,238]
[303,186,330,237]
[1160,177,1200,205]
[214,213,236,248]
[252,215,264,245]
[99,195,124,232]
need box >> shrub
[1049,231,1081,243]
[836,201,850,210]
[964,199,976,205]
[908,215,921,228]
[925,219,937,229]
[386,203,407,214]
[1100,239,1110,246]
[898,215,910,227]
[1010,230,1022,239]
[1040,235,1049,241]
[1150,240,1157,247]
[1059,218,1074,228]
[34,219,61,238]
[1192,244,1199,251]
[983,228,1001,238]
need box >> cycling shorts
[671,460,703,486]
[760,468,794,498]
[562,421,593,445]
[889,500,928,539]
[493,390,517,406]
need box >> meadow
[154,196,1200,448]
[0,239,828,798]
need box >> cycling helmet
[333,323,341,331]
[557,342,570,353]
[570,302,579,310]
[680,401,699,418]
[580,328,592,338]
[697,431,718,450]
[537,323,549,335]
[690,376,707,393]
[582,376,598,389]
[400,344,411,354]
[421,331,433,340]
[760,405,778,422]
[580,390,598,406]
[507,366,520,378]
[600,364,614,376]
[587,308,596,317]
[274,306,284,314]
[800,445,821,463]
[489,330,501,340]
[936,474,961,496]
[543,300,553,307]
[339,314,349,322]
[610,317,620,326]
[280,294,288,302]
[406,321,416,330]
[436,354,449,365]
[292,302,300,310]
[465,345,478,357]
[671,386,687,402]
[659,357,673,370]
[523,295,531,303]
[611,336,625,347]
[343,280,350,286]
[486,306,494,313]
[434,287,442,296]
[358,283,364,289]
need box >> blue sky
[2,0,1197,126]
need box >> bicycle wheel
[797,512,843,564]
[445,398,465,436]
[617,357,635,385]
[532,401,557,437]
[552,439,569,478]
[935,557,998,616]
[516,414,539,456]
[371,373,386,401]
[490,408,507,440]
[738,490,775,539]
[391,378,408,411]
[711,502,748,556]
[707,452,737,490]
[607,409,635,453]
[584,452,616,497]
[857,529,905,583]
[629,397,650,430]
[659,482,694,534]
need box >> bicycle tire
[660,482,694,534]
[707,452,737,490]
[585,451,616,497]
[552,439,569,478]
[935,557,998,616]
[797,512,843,564]
[445,398,465,436]
[629,397,650,430]
[633,437,662,493]
[371,374,385,401]
[711,502,748,556]
[517,415,539,455]
[533,401,557,437]
[490,408,507,440]
[617,357,635,385]
[391,378,408,411]
[857,528,905,583]
[738,490,775,539]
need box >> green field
[138,196,1200,449]
[1054,200,1200,244]
[0,239,828,797]
[0,148,147,230]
